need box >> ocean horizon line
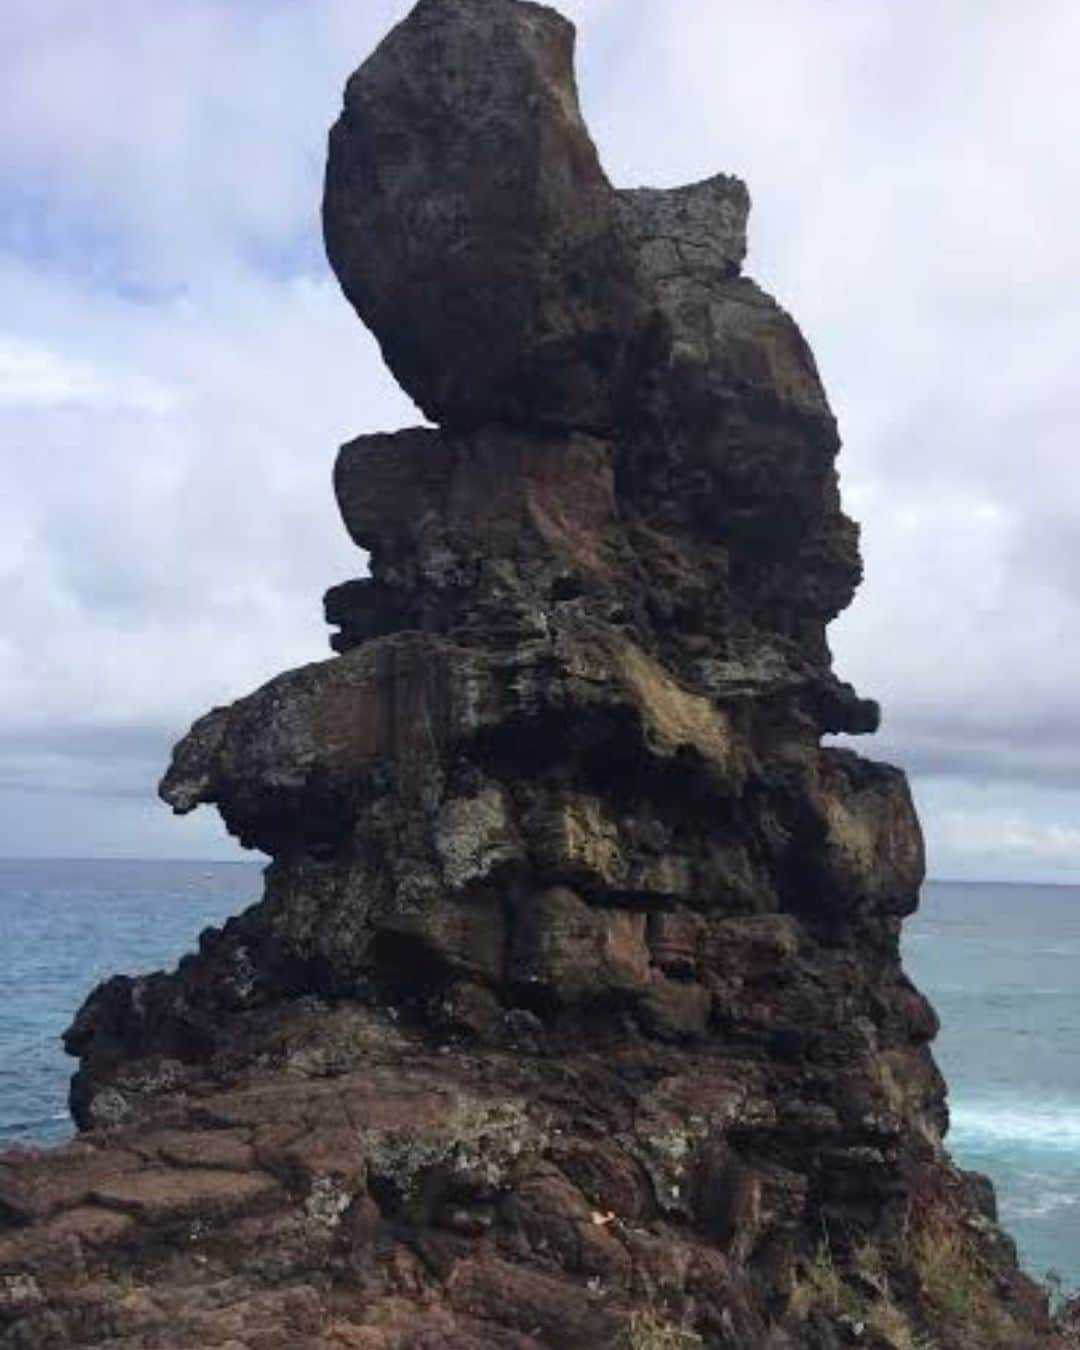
[0,857,1078,890]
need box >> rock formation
[0,2,1073,1347]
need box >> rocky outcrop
[323,0,654,432]
[1,2,1073,1348]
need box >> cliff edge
[1,3,1071,1347]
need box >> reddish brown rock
[89,1167,280,1224]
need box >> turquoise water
[904,881,1080,1288]
[0,863,1076,1285]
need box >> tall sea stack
[0,3,1070,1347]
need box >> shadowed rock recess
[2,3,1073,1348]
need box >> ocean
[0,859,261,1144]
[903,881,1080,1288]
[0,862,1077,1287]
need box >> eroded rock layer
[1,2,1071,1348]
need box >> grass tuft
[620,1310,703,1349]
[911,1217,1015,1342]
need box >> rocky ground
[2,1,1075,1346]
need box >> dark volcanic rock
[323,0,656,432]
[1,2,1072,1348]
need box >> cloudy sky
[2,0,1078,882]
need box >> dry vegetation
[620,1311,704,1350]
[789,1231,957,1349]
[911,1217,1018,1343]
[787,1214,1054,1346]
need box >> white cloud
[0,335,178,412]
[916,779,1080,884]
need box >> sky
[1,0,1078,883]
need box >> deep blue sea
[0,864,1077,1286]
[0,859,261,1142]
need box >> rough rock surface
[2,2,1075,1348]
[323,0,655,432]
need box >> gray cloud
[1,0,1078,879]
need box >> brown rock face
[2,3,1071,1348]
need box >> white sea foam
[951,1101,1080,1152]
[1005,1183,1080,1221]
